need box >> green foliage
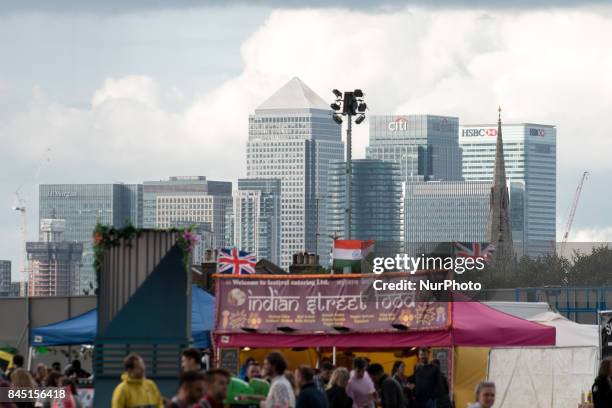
[92,223,197,294]
[459,244,612,288]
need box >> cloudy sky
[2,1,612,278]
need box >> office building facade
[327,159,404,258]
[366,115,462,183]
[460,123,556,256]
[404,181,491,250]
[246,77,344,268]
[143,176,231,228]
[0,261,19,298]
[26,218,82,296]
[39,183,142,292]
[233,178,281,265]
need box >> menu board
[218,348,240,375]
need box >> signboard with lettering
[218,348,240,375]
[215,273,451,334]
[461,128,497,137]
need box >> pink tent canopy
[214,301,555,348]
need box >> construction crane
[560,171,589,256]
[12,148,51,352]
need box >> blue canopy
[31,285,214,348]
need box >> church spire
[488,106,514,268]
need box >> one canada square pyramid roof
[256,77,329,112]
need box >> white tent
[488,311,599,408]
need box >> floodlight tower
[330,89,367,239]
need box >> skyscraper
[0,260,19,298]
[404,181,491,249]
[143,177,232,259]
[39,183,142,292]
[233,178,281,265]
[27,218,82,296]
[460,121,556,257]
[366,115,462,183]
[142,176,231,228]
[246,77,343,268]
[327,159,403,258]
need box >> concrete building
[0,261,19,298]
[246,77,344,268]
[404,181,491,251]
[233,178,281,265]
[144,177,232,255]
[142,176,231,228]
[155,194,232,250]
[327,159,404,258]
[26,218,83,296]
[460,122,556,256]
[366,115,462,183]
[39,184,142,292]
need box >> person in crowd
[326,367,353,408]
[58,377,83,408]
[346,358,376,408]
[314,362,334,392]
[431,359,451,408]
[201,368,230,408]
[0,376,17,408]
[239,357,256,382]
[468,381,496,408]
[181,348,202,373]
[284,371,298,397]
[6,355,24,380]
[392,361,416,407]
[64,360,90,379]
[413,348,442,408]
[111,354,163,408]
[262,352,295,408]
[366,363,406,408]
[51,362,62,373]
[592,358,612,408]
[295,365,328,408]
[246,364,262,382]
[37,371,63,408]
[33,364,48,386]
[9,368,36,408]
[167,371,206,408]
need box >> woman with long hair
[9,368,36,408]
[326,367,352,408]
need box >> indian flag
[332,239,375,273]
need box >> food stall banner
[215,272,451,334]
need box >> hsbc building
[459,122,557,257]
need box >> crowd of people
[3,348,612,408]
[0,354,91,407]
[109,347,495,408]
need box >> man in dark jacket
[295,365,329,408]
[414,348,442,408]
[593,359,612,408]
[367,363,406,408]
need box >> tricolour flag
[332,239,375,273]
[217,248,257,275]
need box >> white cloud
[571,227,612,243]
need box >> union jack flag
[216,248,257,274]
[454,242,495,263]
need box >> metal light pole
[330,89,367,240]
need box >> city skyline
[3,2,612,277]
